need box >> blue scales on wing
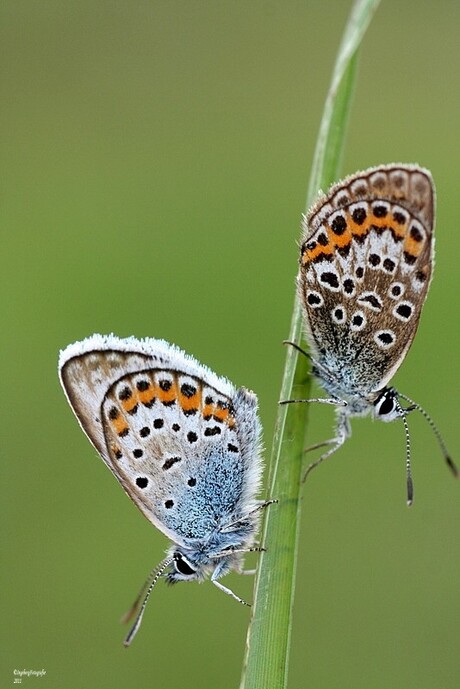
[101,368,261,546]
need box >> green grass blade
[239,2,381,688]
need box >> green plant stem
[239,2,381,688]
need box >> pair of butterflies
[59,165,456,645]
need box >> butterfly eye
[173,553,196,576]
[374,389,397,418]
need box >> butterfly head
[373,387,401,423]
[166,537,247,584]
[166,550,205,583]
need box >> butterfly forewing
[59,334,261,547]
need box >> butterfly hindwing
[298,165,434,393]
[59,334,262,547]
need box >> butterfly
[59,334,274,645]
[284,164,457,504]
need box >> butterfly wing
[59,334,262,547]
[297,165,434,395]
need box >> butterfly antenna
[399,393,458,478]
[283,339,331,377]
[399,408,414,507]
[122,556,174,647]
[282,339,314,361]
[282,340,355,399]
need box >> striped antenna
[122,556,174,647]
[399,393,458,478]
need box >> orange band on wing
[121,397,138,414]
[112,416,129,436]
[403,236,424,258]
[179,388,201,413]
[156,381,177,404]
[138,387,155,405]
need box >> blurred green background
[2,2,459,688]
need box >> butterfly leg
[302,411,351,482]
[221,499,278,533]
[238,546,268,575]
[211,545,266,578]
[211,577,251,606]
[245,499,278,518]
[213,546,266,558]
[280,397,347,406]
[304,438,340,454]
